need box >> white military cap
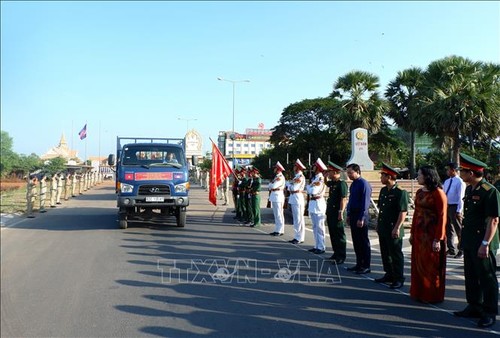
[275,161,285,172]
[314,158,327,171]
[294,159,306,170]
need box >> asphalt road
[1,183,499,337]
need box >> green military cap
[327,161,343,172]
[459,153,487,172]
[380,162,400,178]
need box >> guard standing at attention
[375,163,409,289]
[236,167,248,223]
[287,159,307,244]
[306,158,328,254]
[325,161,348,264]
[269,161,286,236]
[249,167,262,227]
[454,153,500,328]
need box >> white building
[218,124,273,166]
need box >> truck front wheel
[176,208,186,227]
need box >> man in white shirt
[306,158,328,254]
[269,161,286,236]
[287,159,307,244]
[443,162,466,258]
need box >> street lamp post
[177,117,198,134]
[217,77,250,167]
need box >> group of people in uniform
[26,170,103,216]
[231,166,262,227]
[239,153,499,329]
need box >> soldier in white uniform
[287,159,307,244]
[306,158,328,254]
[269,161,286,236]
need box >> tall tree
[331,70,386,134]
[385,67,424,177]
[418,56,500,163]
[0,131,18,177]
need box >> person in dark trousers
[454,153,500,328]
[325,161,348,264]
[443,162,466,258]
[375,163,408,289]
[345,163,373,274]
[249,167,262,227]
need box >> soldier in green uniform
[374,163,408,289]
[325,161,348,264]
[454,153,500,328]
[249,167,262,227]
[236,168,248,223]
[244,166,254,225]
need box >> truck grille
[138,184,171,195]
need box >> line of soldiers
[26,170,104,217]
[231,166,262,227]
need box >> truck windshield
[122,147,186,167]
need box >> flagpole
[85,121,88,164]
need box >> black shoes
[355,268,371,274]
[270,232,283,236]
[346,265,360,272]
[454,251,463,259]
[454,307,483,318]
[389,281,404,289]
[308,248,318,252]
[446,250,456,256]
[375,276,392,284]
[333,258,344,265]
[478,315,496,328]
[313,249,325,254]
[289,239,303,244]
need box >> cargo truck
[108,137,190,229]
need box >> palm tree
[331,71,386,134]
[418,56,500,163]
[385,67,424,177]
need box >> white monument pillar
[346,128,374,171]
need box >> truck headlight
[120,183,134,193]
[174,182,189,193]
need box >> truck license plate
[145,196,164,202]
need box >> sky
[1,1,499,160]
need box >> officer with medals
[287,159,307,244]
[306,158,327,254]
[454,153,500,328]
[269,161,286,236]
[325,161,348,264]
[375,163,409,289]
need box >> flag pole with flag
[78,123,87,163]
[209,138,234,206]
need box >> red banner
[209,140,233,206]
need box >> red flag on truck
[209,139,233,206]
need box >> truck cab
[109,137,189,229]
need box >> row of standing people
[27,171,102,215]
[232,166,262,227]
[265,154,499,329]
